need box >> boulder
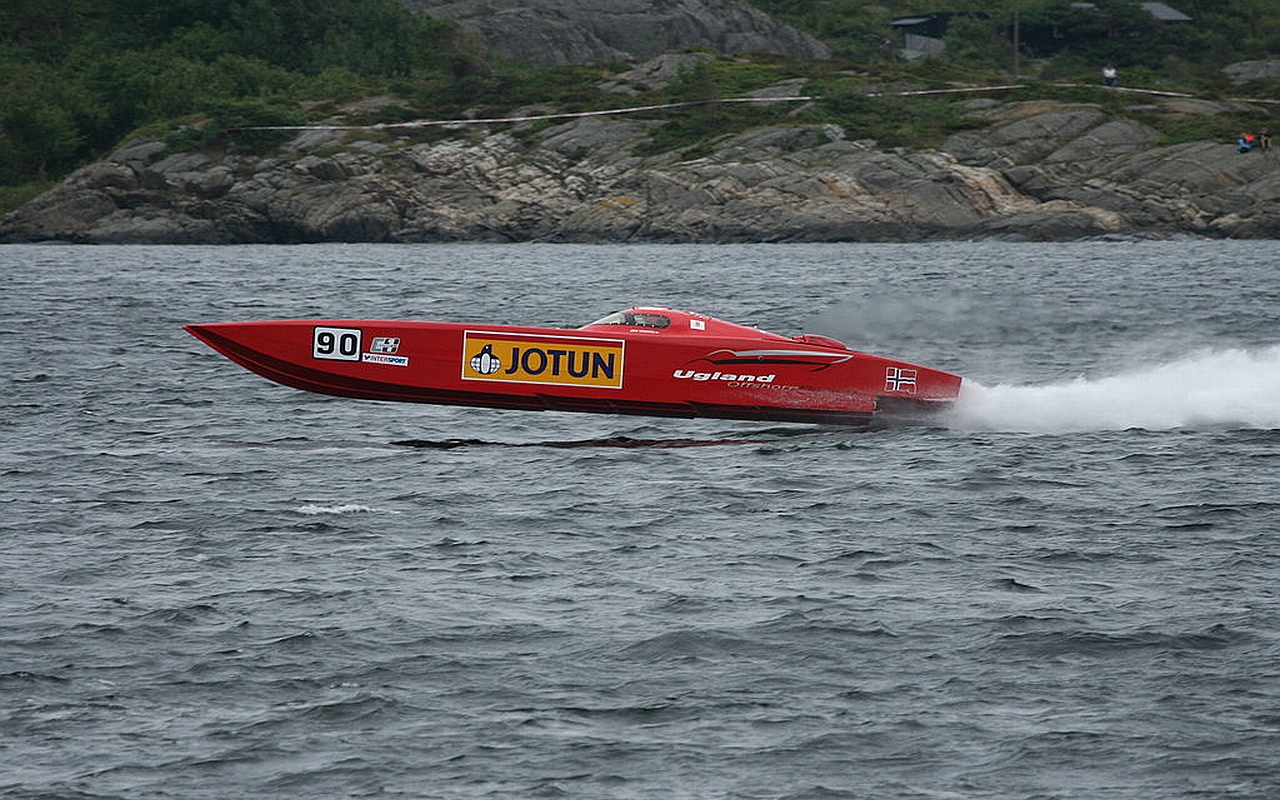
[1222,60,1280,85]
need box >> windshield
[587,311,670,329]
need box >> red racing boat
[185,307,962,427]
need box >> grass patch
[816,92,987,149]
[0,179,56,215]
[632,103,795,157]
[1144,113,1275,147]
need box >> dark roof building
[889,12,988,60]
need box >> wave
[947,344,1280,432]
[294,503,379,515]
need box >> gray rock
[79,162,140,192]
[110,139,169,165]
[1150,98,1244,117]
[290,128,348,151]
[1222,60,1280,85]
[5,101,1280,244]
[942,104,1109,168]
[399,0,830,65]
[599,53,716,93]
[187,168,236,199]
[1045,120,1160,163]
[87,212,220,244]
[539,117,654,162]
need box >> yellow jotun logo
[462,332,625,389]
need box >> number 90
[313,327,362,361]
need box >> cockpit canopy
[587,310,671,329]
[582,308,851,348]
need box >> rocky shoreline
[3,94,1278,244]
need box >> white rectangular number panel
[312,326,362,361]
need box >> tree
[0,62,83,181]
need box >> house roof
[1067,2,1192,21]
[1140,2,1193,22]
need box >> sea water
[2,241,1278,799]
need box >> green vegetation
[1144,112,1275,147]
[0,179,54,215]
[747,0,1280,89]
[0,0,463,188]
[1,0,1277,215]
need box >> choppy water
[3,241,1279,800]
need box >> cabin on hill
[892,3,1193,61]
[889,12,988,61]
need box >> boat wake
[391,435,774,449]
[947,344,1280,432]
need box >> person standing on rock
[1102,66,1117,87]
[1260,130,1272,151]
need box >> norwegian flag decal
[884,367,918,394]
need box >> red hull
[184,308,962,427]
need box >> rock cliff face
[3,97,1278,244]
[397,0,830,65]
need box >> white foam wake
[946,345,1280,432]
[295,503,378,515]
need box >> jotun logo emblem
[462,332,625,389]
[470,344,502,375]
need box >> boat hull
[185,311,962,428]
